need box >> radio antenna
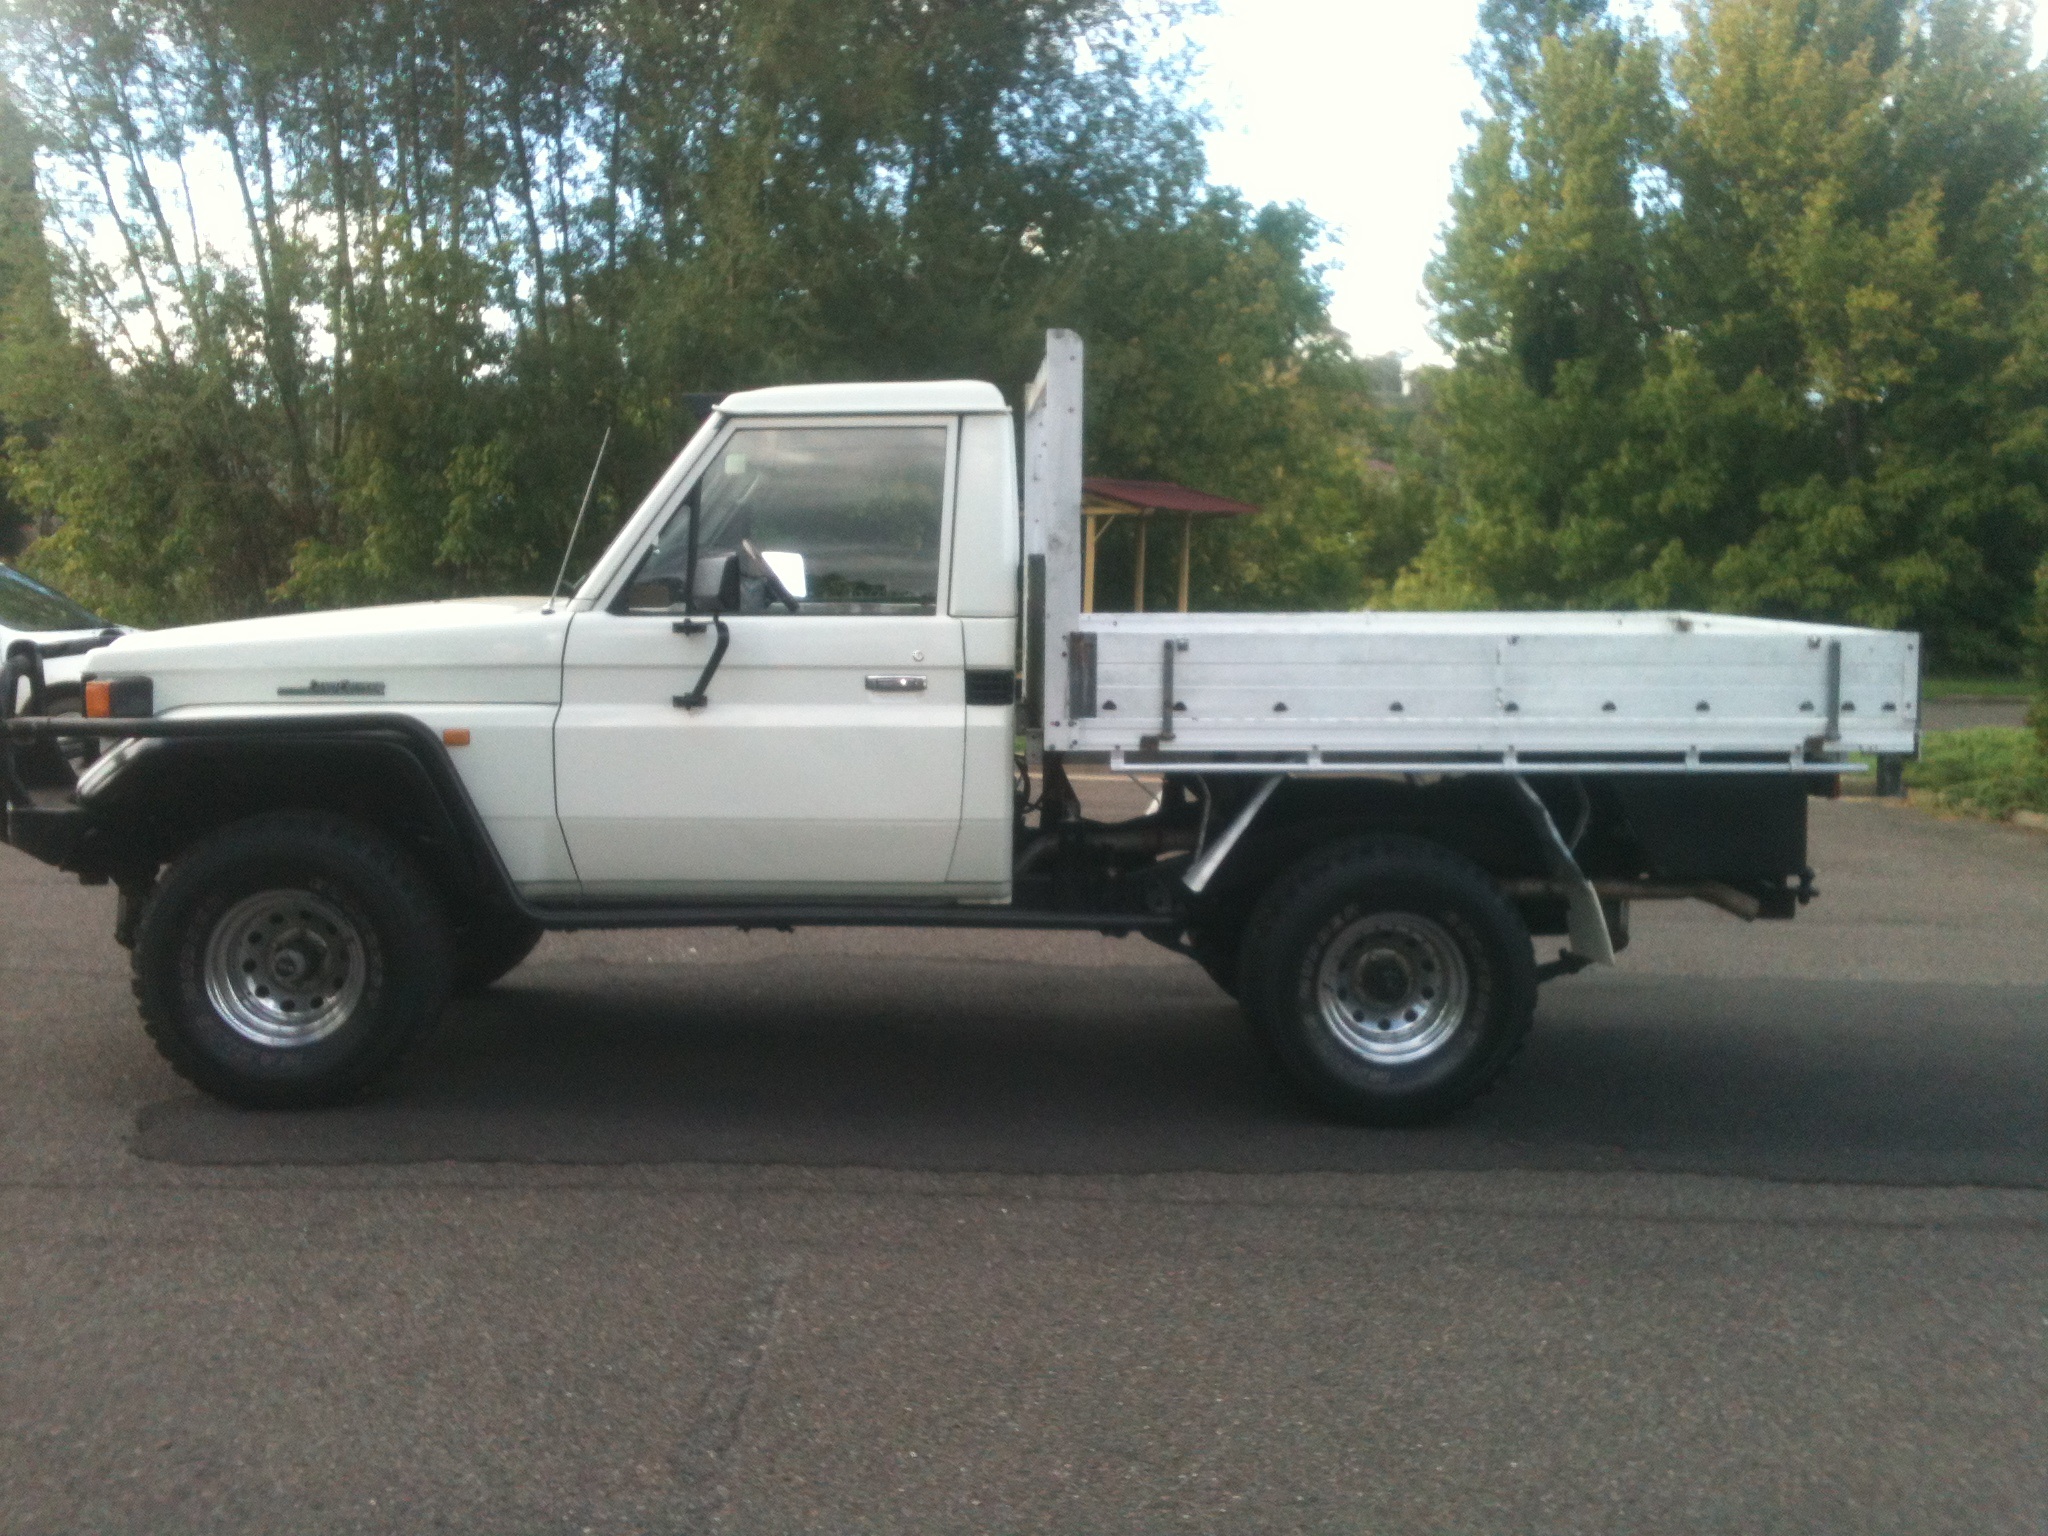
[546,425,612,613]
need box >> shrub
[1906,728,2048,820]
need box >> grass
[1905,727,2048,819]
[1923,675,2035,699]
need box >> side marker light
[83,678,153,718]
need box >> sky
[1187,0,1493,367]
[1189,0,2046,367]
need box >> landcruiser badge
[278,680,387,697]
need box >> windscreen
[637,424,949,614]
[0,566,108,632]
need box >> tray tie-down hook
[1159,638,1189,742]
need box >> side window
[630,424,950,615]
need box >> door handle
[866,674,928,693]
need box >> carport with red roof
[1080,478,1262,613]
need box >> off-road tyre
[452,913,546,994]
[132,811,454,1109]
[1240,835,1537,1126]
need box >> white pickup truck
[2,332,1921,1124]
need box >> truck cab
[552,380,1021,904]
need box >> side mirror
[757,550,808,601]
[692,551,742,612]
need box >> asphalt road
[4,799,2047,1533]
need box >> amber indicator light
[83,680,112,718]
[442,728,472,748]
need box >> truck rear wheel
[1241,836,1536,1126]
[132,812,454,1109]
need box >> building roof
[721,380,1009,417]
[1083,478,1262,517]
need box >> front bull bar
[1,630,121,810]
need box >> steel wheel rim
[1315,912,1471,1066]
[204,889,367,1049]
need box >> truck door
[555,418,968,900]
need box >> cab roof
[719,379,1009,418]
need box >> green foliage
[1075,196,1414,610]
[0,0,1386,622]
[0,78,72,560]
[1905,726,2048,817]
[1411,0,2048,666]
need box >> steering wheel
[738,538,803,614]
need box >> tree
[0,0,1388,620]
[0,78,75,558]
[1074,196,1415,609]
[1409,0,2048,669]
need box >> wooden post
[1134,515,1149,613]
[1177,512,1193,613]
[1083,512,1102,614]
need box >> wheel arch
[70,719,518,919]
[1189,774,1556,931]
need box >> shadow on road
[133,958,2048,1187]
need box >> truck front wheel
[132,812,454,1109]
[1241,837,1536,1126]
